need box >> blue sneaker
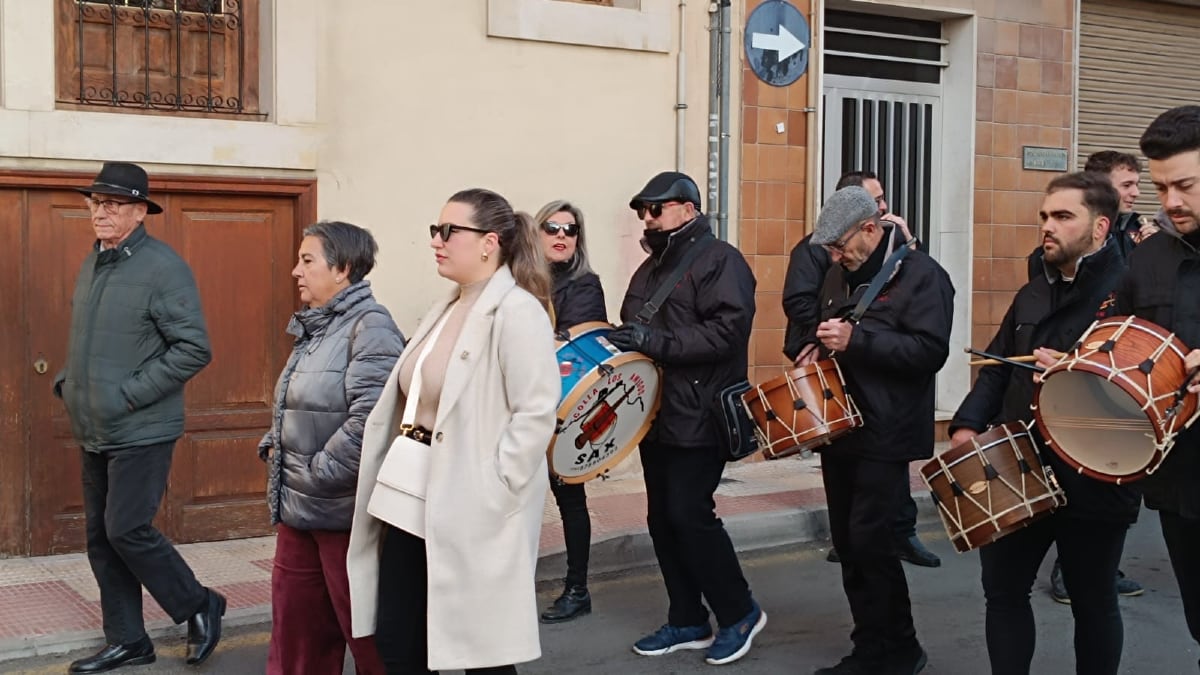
[632,623,714,656]
[705,602,767,665]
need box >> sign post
[744,0,811,87]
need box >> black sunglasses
[635,201,681,220]
[540,221,579,237]
[429,223,490,241]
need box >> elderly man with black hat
[53,162,223,673]
[608,171,766,666]
[794,186,954,675]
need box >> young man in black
[951,172,1138,675]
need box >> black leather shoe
[888,645,928,675]
[68,636,155,673]
[540,585,592,623]
[898,536,941,568]
[826,547,841,563]
[185,589,226,665]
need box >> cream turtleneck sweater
[398,279,487,430]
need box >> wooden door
[4,176,311,556]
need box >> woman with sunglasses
[347,189,560,674]
[532,200,607,625]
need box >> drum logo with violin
[549,322,663,483]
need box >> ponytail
[508,211,552,311]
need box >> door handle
[33,357,48,375]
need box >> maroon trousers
[268,523,385,675]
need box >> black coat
[551,267,607,332]
[1115,227,1200,519]
[782,233,831,360]
[803,229,954,462]
[952,239,1140,523]
[619,216,756,448]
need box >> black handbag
[712,379,760,461]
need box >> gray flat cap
[810,186,879,245]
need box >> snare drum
[549,322,662,484]
[741,359,862,460]
[921,422,1064,553]
[1032,315,1200,483]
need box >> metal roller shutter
[1078,0,1200,214]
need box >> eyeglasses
[635,201,682,220]
[540,221,579,237]
[85,197,135,214]
[825,222,867,253]
[429,223,490,241]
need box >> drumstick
[963,347,1049,372]
[968,355,1040,366]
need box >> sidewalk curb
[0,494,938,662]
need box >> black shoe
[1050,560,1070,604]
[68,636,155,673]
[826,547,841,563]
[813,651,881,674]
[540,584,592,623]
[897,536,941,568]
[185,588,226,665]
[888,645,928,674]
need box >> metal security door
[823,78,942,252]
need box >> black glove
[608,323,655,355]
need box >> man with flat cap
[608,171,766,666]
[795,186,954,675]
[54,162,224,672]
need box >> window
[55,0,262,117]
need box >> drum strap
[847,238,914,324]
[635,236,716,324]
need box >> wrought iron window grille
[63,0,257,115]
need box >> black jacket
[551,266,607,332]
[952,239,1140,523]
[619,216,756,448]
[54,225,212,451]
[782,233,831,360]
[1114,226,1200,519]
[803,228,954,462]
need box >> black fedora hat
[74,162,163,214]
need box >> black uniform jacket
[952,239,1140,523]
[782,233,831,361]
[619,216,756,448]
[1115,226,1200,519]
[551,266,608,333]
[802,227,954,462]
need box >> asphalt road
[4,516,1196,674]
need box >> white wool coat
[347,266,559,670]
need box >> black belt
[398,424,433,446]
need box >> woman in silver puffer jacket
[258,220,405,675]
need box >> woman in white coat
[347,188,560,674]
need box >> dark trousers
[549,478,590,588]
[980,513,1128,675]
[1159,510,1200,648]
[80,442,208,645]
[639,441,753,628]
[375,525,517,675]
[268,524,385,675]
[893,489,919,540]
[821,453,917,658]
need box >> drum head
[550,351,662,484]
[1037,370,1156,477]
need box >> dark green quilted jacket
[54,224,212,451]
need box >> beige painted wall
[313,1,735,332]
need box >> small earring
[481,252,489,262]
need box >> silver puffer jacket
[259,281,405,530]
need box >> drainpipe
[718,0,731,240]
[707,3,720,227]
[675,0,687,170]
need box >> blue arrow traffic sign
[744,0,810,87]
